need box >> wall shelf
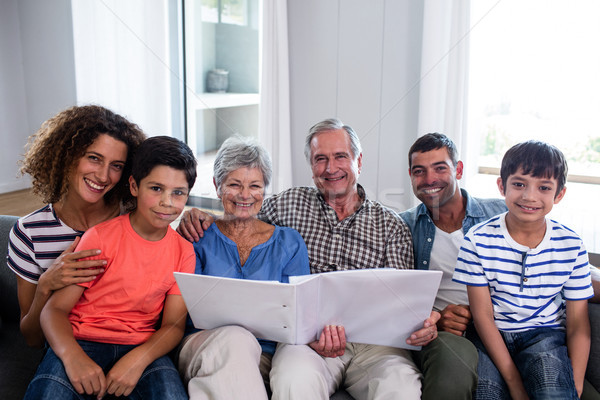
[189,92,259,110]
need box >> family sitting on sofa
[5,105,600,399]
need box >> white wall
[0,0,77,194]
[0,0,181,195]
[287,0,425,211]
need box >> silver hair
[213,135,273,193]
[303,118,362,162]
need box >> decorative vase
[207,69,229,93]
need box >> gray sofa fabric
[1,214,599,399]
[0,215,45,400]
[589,302,600,391]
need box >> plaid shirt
[259,185,414,274]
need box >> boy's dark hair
[132,136,197,190]
[500,140,568,196]
[408,133,458,167]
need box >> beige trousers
[177,325,271,400]
[270,342,422,400]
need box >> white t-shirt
[429,226,469,311]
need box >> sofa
[1,214,599,399]
[0,215,45,400]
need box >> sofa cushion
[0,321,45,400]
[588,303,600,392]
[0,215,46,400]
[0,215,20,323]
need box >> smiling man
[260,118,437,399]
[178,120,442,398]
[400,133,507,400]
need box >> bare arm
[17,237,105,347]
[468,285,529,400]
[589,266,600,303]
[176,208,215,242]
[566,299,590,397]
[104,294,188,397]
[41,283,107,398]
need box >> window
[184,0,260,199]
[467,0,600,252]
[200,0,248,25]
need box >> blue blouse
[186,222,310,354]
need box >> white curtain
[258,0,293,195]
[417,0,472,190]
[71,0,175,137]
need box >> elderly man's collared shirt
[258,185,414,274]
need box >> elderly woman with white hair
[176,135,310,400]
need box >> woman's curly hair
[20,105,146,207]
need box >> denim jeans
[24,340,188,400]
[467,326,578,400]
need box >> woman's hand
[176,208,215,242]
[309,325,346,358]
[17,237,106,347]
[38,237,106,294]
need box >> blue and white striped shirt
[7,204,83,284]
[453,212,593,332]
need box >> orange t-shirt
[69,214,195,345]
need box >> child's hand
[507,382,529,400]
[105,352,146,397]
[63,353,107,398]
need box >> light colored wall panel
[0,0,30,193]
[287,0,425,210]
[287,0,340,186]
[378,0,424,211]
[0,0,77,194]
[18,0,77,132]
[336,0,385,202]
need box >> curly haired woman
[7,105,146,347]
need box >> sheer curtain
[416,0,473,189]
[71,0,177,138]
[258,0,293,194]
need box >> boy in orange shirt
[24,136,197,400]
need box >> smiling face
[409,147,463,210]
[129,165,190,241]
[217,167,265,221]
[497,169,565,228]
[67,134,128,205]
[309,129,362,202]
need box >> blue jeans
[24,340,188,400]
[467,326,578,400]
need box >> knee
[475,377,510,400]
[524,352,575,395]
[270,345,327,391]
[25,375,79,400]
[215,325,262,354]
[420,333,478,380]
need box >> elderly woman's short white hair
[213,135,273,193]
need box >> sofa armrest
[0,215,20,323]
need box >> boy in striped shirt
[453,141,593,399]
